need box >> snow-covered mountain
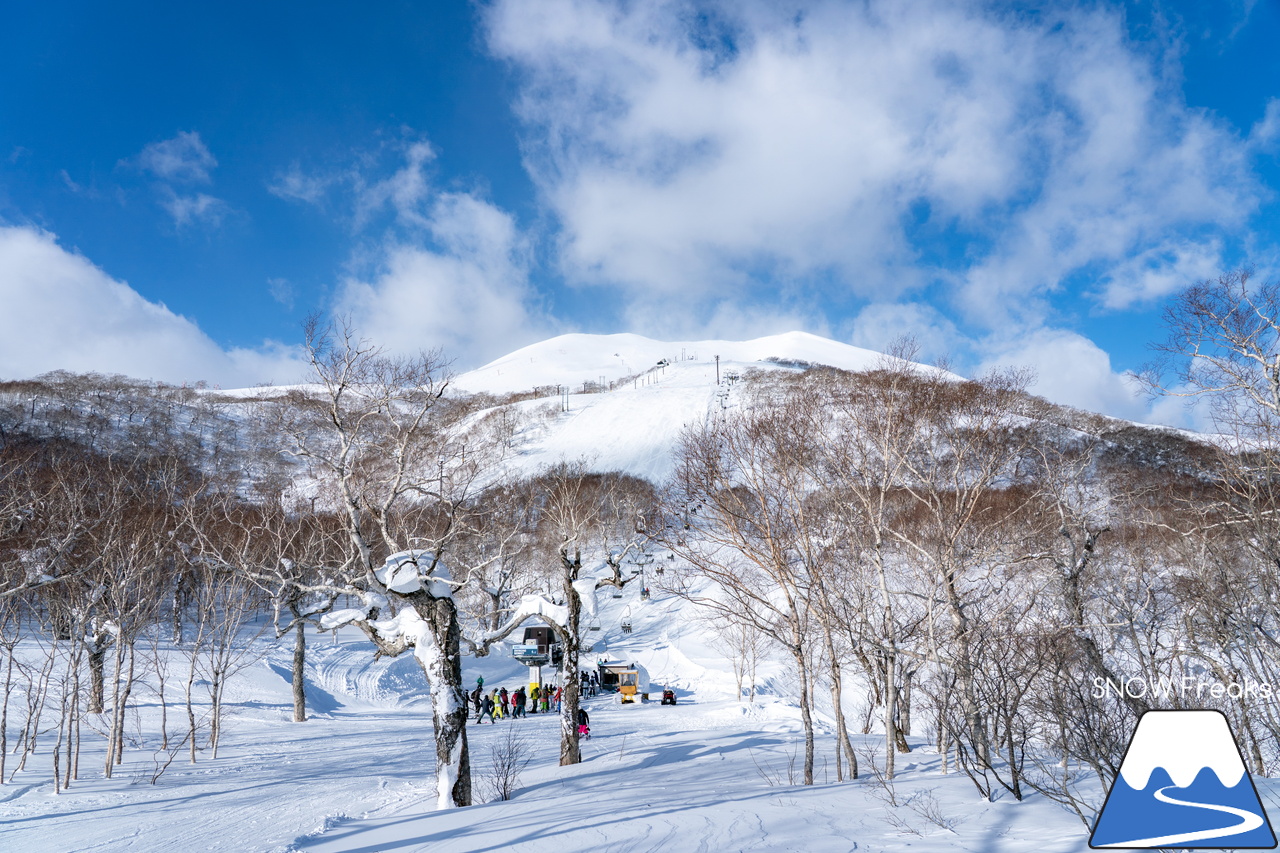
[452,331,892,397]
[455,331,928,483]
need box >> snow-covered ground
[3,577,1123,853]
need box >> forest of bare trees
[4,274,1280,826]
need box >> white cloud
[129,131,228,227]
[268,163,335,205]
[158,189,228,228]
[136,131,217,184]
[353,141,436,230]
[268,277,295,310]
[266,139,438,231]
[1252,98,1280,151]
[1094,239,1223,310]
[0,226,305,386]
[977,327,1151,422]
[335,191,551,369]
[486,0,1260,337]
[851,302,961,363]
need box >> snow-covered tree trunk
[414,595,471,810]
[345,571,473,810]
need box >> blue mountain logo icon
[1090,710,1277,849]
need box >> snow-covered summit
[453,331,886,396]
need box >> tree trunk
[114,643,136,766]
[884,653,898,780]
[944,573,990,770]
[559,582,583,766]
[899,669,913,739]
[0,645,13,783]
[185,654,198,764]
[416,595,471,809]
[822,627,857,780]
[87,645,106,715]
[292,622,307,723]
[104,642,124,778]
[793,646,815,785]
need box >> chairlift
[621,607,633,634]
[588,615,602,632]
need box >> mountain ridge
[453,330,897,397]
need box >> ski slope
[459,331,919,483]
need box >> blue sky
[2,0,1278,426]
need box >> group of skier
[580,669,600,697]
[469,682,555,722]
[467,673,596,738]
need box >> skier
[554,686,563,712]
[491,688,504,720]
[499,686,510,718]
[477,692,496,724]
[577,707,590,739]
[512,687,525,718]
[470,685,483,715]
[529,685,540,713]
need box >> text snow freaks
[1092,676,1275,702]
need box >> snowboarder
[577,707,590,739]
[499,686,510,717]
[512,687,525,718]
[491,688,504,720]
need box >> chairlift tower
[511,625,561,694]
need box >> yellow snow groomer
[618,669,641,704]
